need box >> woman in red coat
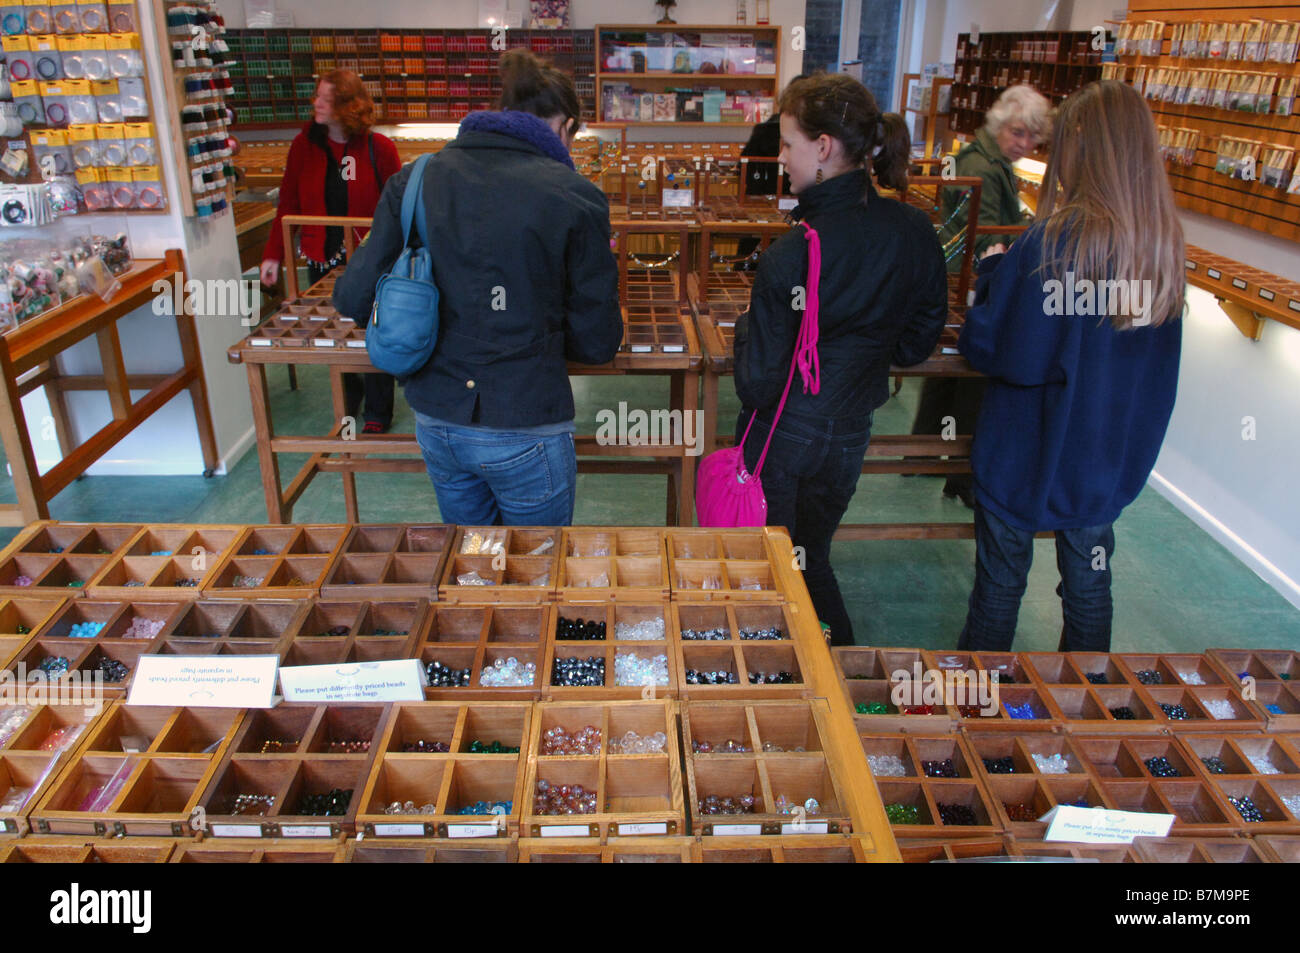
[260,69,402,433]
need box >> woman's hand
[981,243,1007,260]
[259,259,280,288]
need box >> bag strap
[400,153,432,251]
[368,133,381,192]
[751,221,823,481]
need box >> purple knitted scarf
[458,110,575,169]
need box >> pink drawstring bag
[696,222,823,528]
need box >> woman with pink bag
[727,73,948,646]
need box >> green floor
[2,364,1297,651]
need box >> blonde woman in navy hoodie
[956,81,1185,652]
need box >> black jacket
[734,169,948,420]
[333,130,623,427]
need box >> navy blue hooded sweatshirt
[957,224,1183,532]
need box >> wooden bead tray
[0,703,108,835]
[81,525,242,601]
[672,602,808,699]
[558,528,669,600]
[172,838,346,863]
[318,524,453,601]
[344,836,516,863]
[518,835,695,863]
[0,836,177,862]
[1130,835,1269,863]
[202,525,348,601]
[1253,835,1300,863]
[521,700,684,840]
[354,702,532,839]
[691,834,872,863]
[154,600,309,661]
[247,300,364,350]
[0,597,66,668]
[1206,647,1300,730]
[31,704,243,837]
[682,700,851,837]
[419,604,550,701]
[437,527,560,604]
[548,602,677,700]
[832,647,957,733]
[196,703,388,838]
[282,600,428,667]
[665,529,785,602]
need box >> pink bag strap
[749,221,823,481]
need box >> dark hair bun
[498,48,581,137]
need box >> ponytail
[498,48,581,138]
[872,113,911,191]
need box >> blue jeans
[414,415,577,526]
[737,409,871,646]
[958,503,1115,652]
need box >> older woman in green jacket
[913,84,1051,507]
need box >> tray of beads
[6,600,189,698]
[1207,647,1299,687]
[619,303,691,359]
[0,552,114,599]
[1200,776,1299,834]
[0,837,178,862]
[30,704,243,837]
[692,834,872,863]
[4,522,141,563]
[0,703,109,835]
[281,600,427,667]
[1012,841,1141,862]
[665,529,785,602]
[522,700,684,840]
[246,302,363,350]
[923,650,1062,729]
[546,603,677,700]
[436,527,559,604]
[1130,836,1269,863]
[832,647,955,733]
[1039,683,1172,733]
[1247,681,1300,731]
[1094,776,1239,837]
[202,525,349,601]
[344,837,516,863]
[683,700,852,837]
[195,703,389,838]
[85,525,241,601]
[897,837,1018,863]
[1254,835,1300,863]
[1135,684,1264,732]
[1175,734,1300,790]
[151,600,305,661]
[1112,652,1231,690]
[518,835,696,863]
[672,602,808,699]
[0,597,66,667]
[354,701,531,839]
[318,524,453,602]
[558,528,668,601]
[172,839,347,863]
[419,604,548,700]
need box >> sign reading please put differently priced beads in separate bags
[126,655,280,708]
[278,660,427,703]
[1040,805,1175,844]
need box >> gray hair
[984,84,1052,142]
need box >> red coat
[262,122,403,264]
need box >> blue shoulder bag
[368,153,438,380]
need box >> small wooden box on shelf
[282,600,428,667]
[0,837,179,863]
[83,525,242,601]
[682,699,852,837]
[355,701,530,839]
[665,528,786,602]
[203,525,348,600]
[0,702,110,835]
[172,838,347,862]
[438,527,560,603]
[317,524,452,601]
[30,704,243,837]
[419,604,550,701]
[195,703,386,838]
[673,602,808,699]
[522,699,683,840]
[558,527,669,601]
[1207,648,1300,730]
[152,599,305,661]
[832,647,956,733]
[548,601,678,700]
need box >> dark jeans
[910,377,986,493]
[958,503,1116,652]
[308,261,396,428]
[737,409,871,646]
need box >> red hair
[321,69,375,137]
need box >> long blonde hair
[1037,81,1185,329]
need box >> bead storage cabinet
[0,702,108,835]
[419,604,550,701]
[30,704,243,837]
[962,731,1100,839]
[672,602,808,699]
[521,700,684,840]
[548,602,677,700]
[926,649,1065,729]
[196,703,387,838]
[682,700,851,837]
[318,524,452,602]
[438,527,560,603]
[1172,733,1300,833]
[355,701,531,839]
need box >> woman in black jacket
[734,73,947,645]
[333,50,623,526]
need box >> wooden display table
[0,252,218,525]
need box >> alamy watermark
[1043,273,1152,327]
[889,663,1000,715]
[151,272,262,326]
[0,665,105,717]
[595,401,704,457]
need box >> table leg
[701,368,719,457]
[680,370,698,526]
[331,366,359,523]
[247,362,286,522]
[0,350,48,523]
